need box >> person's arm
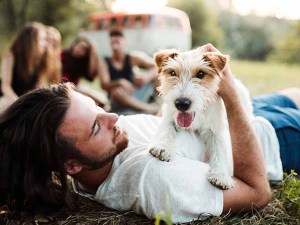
[1,51,18,102]
[203,44,271,213]
[130,52,158,87]
[98,58,134,93]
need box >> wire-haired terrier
[149,47,238,189]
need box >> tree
[218,11,286,61]
[167,0,224,48]
[269,20,300,64]
[0,0,107,45]
[0,0,30,32]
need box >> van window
[80,7,192,56]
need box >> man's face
[110,35,127,55]
[59,91,129,170]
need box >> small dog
[149,47,236,190]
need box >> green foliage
[269,20,300,64]
[0,0,107,47]
[274,171,300,216]
[168,0,224,48]
[218,11,285,61]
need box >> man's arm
[203,44,272,213]
[130,51,158,87]
[1,51,18,102]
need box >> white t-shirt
[73,114,282,223]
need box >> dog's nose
[175,98,191,111]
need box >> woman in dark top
[61,36,110,109]
[61,36,100,85]
[0,22,59,112]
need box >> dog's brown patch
[154,49,179,73]
[203,52,229,73]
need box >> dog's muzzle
[175,98,191,111]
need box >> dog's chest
[173,131,208,162]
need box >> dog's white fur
[149,47,252,189]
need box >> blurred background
[0,0,299,96]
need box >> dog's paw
[208,170,235,190]
[149,145,171,162]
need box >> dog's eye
[196,71,206,79]
[170,71,176,77]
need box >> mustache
[113,126,117,144]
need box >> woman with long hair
[45,25,62,84]
[0,22,61,112]
[61,36,110,109]
[61,36,99,85]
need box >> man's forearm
[223,87,271,207]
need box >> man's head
[0,82,128,214]
[109,29,127,55]
[59,89,129,174]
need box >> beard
[80,129,129,170]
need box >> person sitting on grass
[0,22,61,113]
[0,44,299,223]
[61,36,110,110]
[100,29,159,115]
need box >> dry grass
[1,181,299,225]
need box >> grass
[1,60,300,224]
[230,60,300,96]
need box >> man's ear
[204,52,229,72]
[154,49,179,73]
[64,160,83,175]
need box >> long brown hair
[68,36,100,80]
[45,26,62,84]
[0,83,77,214]
[10,22,47,82]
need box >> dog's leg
[204,130,235,189]
[202,100,235,189]
[148,118,177,162]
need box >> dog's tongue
[177,112,194,127]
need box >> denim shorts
[252,93,300,172]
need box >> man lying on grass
[1,44,298,223]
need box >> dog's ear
[204,52,229,73]
[154,49,179,73]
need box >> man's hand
[201,43,237,102]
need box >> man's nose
[100,113,119,129]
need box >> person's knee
[278,87,300,109]
[111,87,133,102]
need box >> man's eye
[170,70,176,77]
[94,120,101,135]
[195,71,206,79]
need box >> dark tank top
[105,54,134,83]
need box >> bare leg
[111,87,159,114]
[0,98,12,114]
[278,87,300,109]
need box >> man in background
[99,29,159,115]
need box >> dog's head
[154,47,229,129]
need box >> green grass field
[230,60,300,97]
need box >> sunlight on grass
[231,60,300,97]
